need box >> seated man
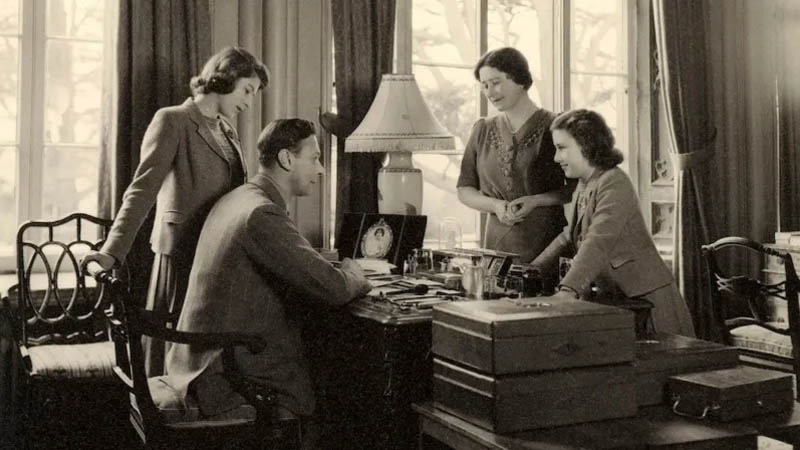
[162,118,371,447]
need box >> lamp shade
[346,74,455,153]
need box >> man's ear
[277,148,292,171]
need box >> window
[401,0,636,248]
[0,0,111,271]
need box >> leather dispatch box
[433,357,638,433]
[667,365,794,421]
[635,334,741,406]
[431,299,636,374]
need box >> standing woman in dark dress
[81,47,270,375]
[457,47,574,263]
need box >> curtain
[329,0,395,237]
[653,0,719,341]
[778,0,800,232]
[99,0,211,299]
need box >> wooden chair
[90,265,301,450]
[702,236,800,397]
[12,212,127,449]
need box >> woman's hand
[506,195,538,223]
[493,199,516,226]
[80,250,117,273]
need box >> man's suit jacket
[102,98,246,262]
[163,173,370,417]
[533,167,673,298]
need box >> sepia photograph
[0,0,799,449]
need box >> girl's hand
[80,251,117,273]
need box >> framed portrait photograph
[336,213,427,268]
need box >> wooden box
[635,334,741,406]
[667,365,795,421]
[432,299,635,374]
[432,357,638,432]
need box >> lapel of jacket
[185,98,228,163]
[578,170,604,237]
[218,115,248,179]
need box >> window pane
[44,40,103,145]
[46,0,105,40]
[488,0,553,108]
[0,146,15,255]
[412,0,477,66]
[414,153,481,246]
[0,36,18,143]
[413,64,480,246]
[570,73,628,160]
[0,0,19,34]
[571,0,625,74]
[41,146,98,220]
[413,65,476,147]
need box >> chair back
[702,237,800,392]
[15,212,123,347]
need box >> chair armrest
[88,263,267,353]
[136,312,266,354]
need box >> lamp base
[377,151,422,215]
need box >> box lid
[635,334,740,373]
[433,299,633,339]
[668,366,794,401]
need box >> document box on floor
[667,365,794,421]
[432,357,638,432]
[432,299,635,374]
[635,333,741,406]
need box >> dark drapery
[330,0,395,235]
[653,0,719,341]
[99,0,211,299]
[777,0,800,232]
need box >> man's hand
[80,250,116,274]
[340,257,365,276]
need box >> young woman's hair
[257,118,316,168]
[190,46,270,95]
[550,109,624,169]
[473,47,533,90]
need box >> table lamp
[346,73,455,215]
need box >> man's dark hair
[257,119,317,168]
[550,109,623,169]
[190,46,270,95]
[473,47,533,90]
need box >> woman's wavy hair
[190,46,270,95]
[550,109,623,169]
[473,47,533,90]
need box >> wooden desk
[414,401,779,450]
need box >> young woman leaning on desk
[527,109,695,337]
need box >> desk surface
[414,401,800,450]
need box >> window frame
[1,0,109,272]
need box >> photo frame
[336,213,427,268]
